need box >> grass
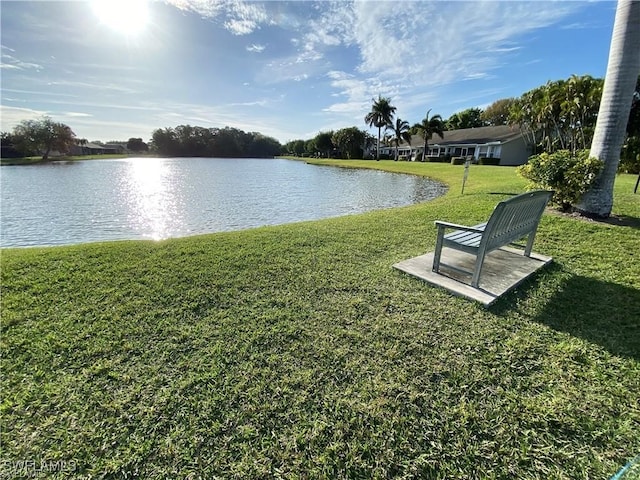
[1,161,639,479]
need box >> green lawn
[2,161,639,479]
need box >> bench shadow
[488,192,520,196]
[547,209,640,231]
[493,266,640,361]
[484,194,640,231]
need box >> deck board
[393,246,552,307]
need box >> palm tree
[413,109,445,161]
[387,118,412,161]
[365,95,396,160]
[578,0,640,218]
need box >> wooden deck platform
[393,246,552,307]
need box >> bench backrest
[481,190,553,252]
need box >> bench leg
[524,231,536,257]
[471,250,487,288]
[433,226,445,273]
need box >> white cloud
[0,106,48,131]
[246,43,266,53]
[224,19,256,35]
[164,0,226,19]
[166,0,271,35]
[1,54,42,71]
[228,99,268,107]
[46,80,139,95]
[63,112,93,118]
[289,0,587,121]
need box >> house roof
[398,125,524,148]
[435,125,523,145]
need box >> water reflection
[122,159,181,240]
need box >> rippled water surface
[1,157,446,247]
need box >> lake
[0,157,446,247]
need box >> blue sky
[1,0,617,144]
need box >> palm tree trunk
[577,0,640,217]
[376,127,381,160]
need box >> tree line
[150,126,281,158]
[283,128,375,160]
[1,120,282,160]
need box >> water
[0,157,446,247]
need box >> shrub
[450,157,466,165]
[428,155,450,163]
[478,157,500,165]
[517,149,603,212]
[619,135,640,174]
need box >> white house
[381,125,533,166]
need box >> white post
[462,158,471,194]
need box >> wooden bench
[432,190,553,287]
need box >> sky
[0,0,618,144]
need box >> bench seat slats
[443,222,486,247]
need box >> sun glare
[91,0,150,36]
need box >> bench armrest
[434,221,485,233]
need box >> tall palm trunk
[578,0,640,217]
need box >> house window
[485,146,501,158]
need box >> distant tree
[482,98,516,126]
[151,125,280,158]
[387,118,412,161]
[508,76,603,154]
[283,140,295,155]
[627,75,640,137]
[304,138,317,156]
[1,131,22,158]
[363,132,376,159]
[445,108,485,130]
[209,127,242,157]
[332,127,366,159]
[246,133,281,158]
[151,128,178,156]
[314,131,334,158]
[127,137,148,152]
[1,131,13,146]
[412,109,445,161]
[291,139,305,156]
[12,116,76,160]
[365,95,396,160]
[619,75,640,174]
